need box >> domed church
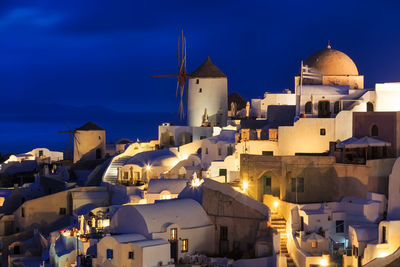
[299,44,364,89]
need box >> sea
[0,112,181,154]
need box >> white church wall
[375,83,400,111]
[278,118,335,155]
[153,223,215,261]
[363,221,400,265]
[252,92,295,118]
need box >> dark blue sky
[1,0,400,114]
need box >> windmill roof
[76,122,104,131]
[190,57,226,78]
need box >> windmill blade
[74,134,81,145]
[74,135,81,156]
[152,74,178,78]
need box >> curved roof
[125,149,178,167]
[190,56,226,78]
[111,199,212,236]
[147,178,188,194]
[304,45,358,76]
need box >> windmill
[153,30,189,119]
[59,124,81,160]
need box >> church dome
[304,45,358,76]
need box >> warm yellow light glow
[146,165,151,171]
[319,258,328,266]
[378,251,389,258]
[180,154,189,160]
[101,219,110,228]
[273,201,279,209]
[191,177,203,188]
[243,181,249,191]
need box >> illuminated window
[161,195,171,200]
[128,251,134,259]
[107,249,113,259]
[170,228,177,240]
[181,239,188,252]
[311,241,317,248]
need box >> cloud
[0,7,63,29]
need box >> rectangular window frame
[106,249,113,260]
[128,251,134,259]
[181,239,188,252]
[170,228,177,241]
[336,220,344,233]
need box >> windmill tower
[154,31,228,127]
[188,57,228,127]
[60,122,106,163]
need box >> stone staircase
[102,155,133,184]
[271,211,296,267]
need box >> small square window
[320,128,326,136]
[128,251,134,259]
[311,241,318,248]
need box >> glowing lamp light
[191,177,203,188]
[273,201,279,209]
[319,258,328,266]
[243,181,249,191]
[146,165,151,171]
[102,219,110,228]
[378,251,389,258]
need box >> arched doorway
[318,101,330,118]
[305,101,312,114]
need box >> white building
[72,122,106,163]
[95,234,172,267]
[145,178,188,203]
[110,198,215,263]
[188,57,228,127]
